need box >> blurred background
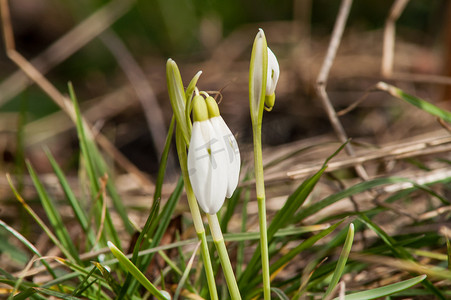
[0,0,450,209]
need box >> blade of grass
[271,287,289,300]
[108,242,168,300]
[121,178,183,297]
[68,82,122,247]
[238,165,327,292]
[377,82,451,123]
[174,242,201,300]
[6,174,76,263]
[237,186,250,278]
[239,140,348,293]
[294,177,412,223]
[359,214,446,299]
[44,148,96,247]
[93,262,123,297]
[270,221,344,276]
[323,223,354,299]
[120,117,178,297]
[26,161,79,262]
[32,287,83,300]
[71,266,97,297]
[0,219,57,280]
[334,274,426,300]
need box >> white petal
[266,47,280,96]
[187,121,228,214]
[210,116,241,198]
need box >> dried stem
[99,30,169,164]
[315,0,369,180]
[0,0,135,106]
[0,0,152,190]
[381,0,410,77]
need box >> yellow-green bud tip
[192,95,208,122]
[264,93,275,111]
[205,96,220,118]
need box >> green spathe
[206,96,220,118]
[192,95,209,122]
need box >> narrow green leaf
[359,214,445,299]
[123,177,184,297]
[334,275,426,300]
[6,175,75,265]
[68,82,123,247]
[33,287,83,300]
[26,162,79,262]
[108,242,168,300]
[174,242,200,300]
[323,223,354,299]
[294,177,410,223]
[270,221,343,275]
[12,288,39,300]
[271,287,290,300]
[0,220,57,279]
[220,186,242,232]
[118,117,175,298]
[44,148,94,246]
[72,266,97,297]
[239,166,326,291]
[378,81,451,123]
[446,235,451,270]
[93,262,122,296]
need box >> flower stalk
[176,126,218,300]
[249,28,279,300]
[207,213,241,299]
[168,60,218,299]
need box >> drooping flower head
[187,95,240,214]
[249,29,280,118]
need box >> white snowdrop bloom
[205,96,241,198]
[187,95,229,214]
[265,47,279,96]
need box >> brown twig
[381,0,410,77]
[0,0,135,106]
[315,0,369,180]
[0,0,153,190]
[99,30,170,166]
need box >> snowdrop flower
[187,95,240,214]
[205,96,241,197]
[249,29,280,117]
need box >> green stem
[207,214,241,300]
[185,182,219,300]
[176,126,218,300]
[253,123,271,300]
